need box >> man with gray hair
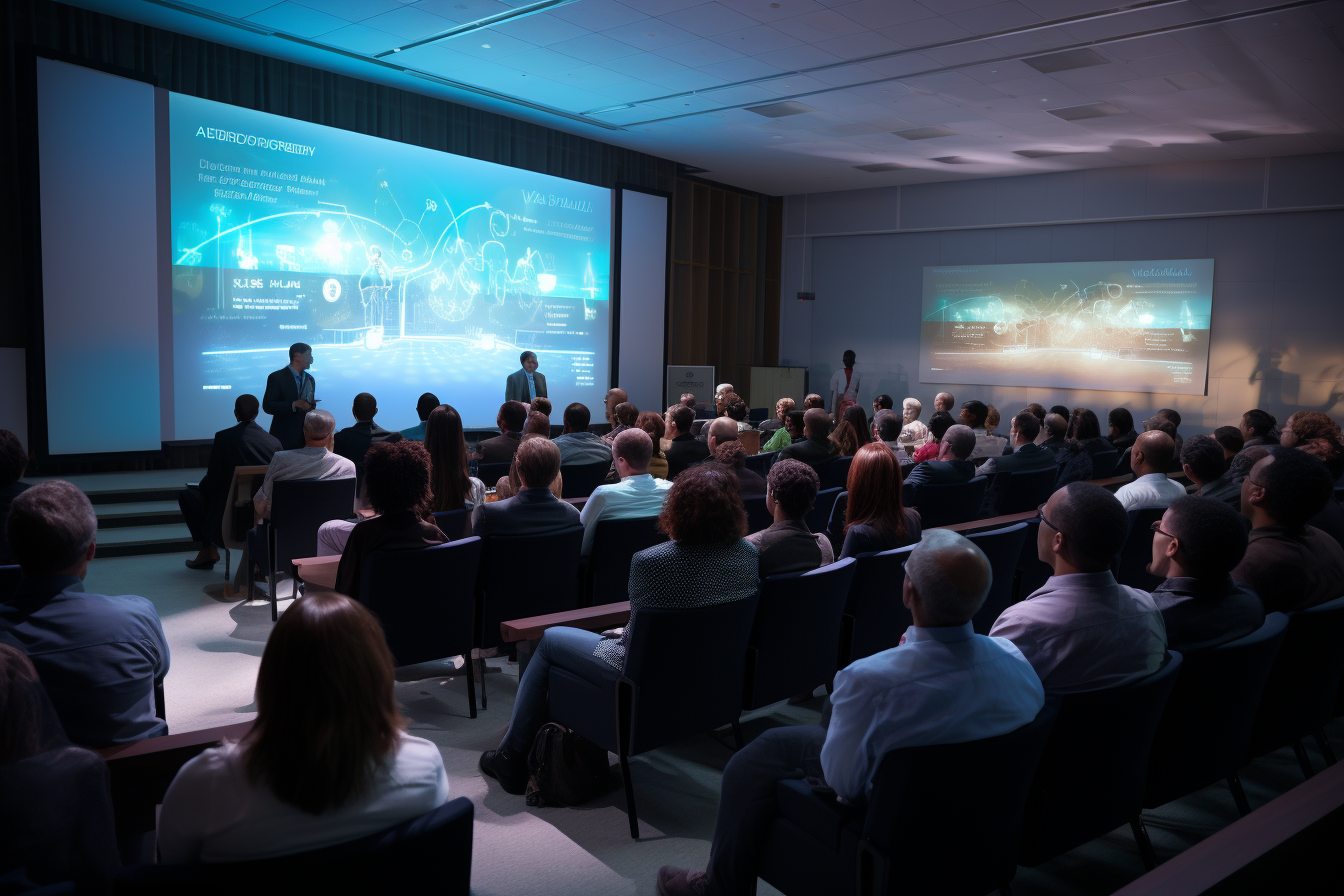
[872,410,912,464]
[0,481,169,746]
[901,423,976,501]
[899,397,929,448]
[655,529,1045,896]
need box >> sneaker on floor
[479,748,529,795]
[657,867,710,896]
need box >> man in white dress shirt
[960,399,1007,459]
[578,429,672,556]
[828,350,862,422]
[1113,431,1187,512]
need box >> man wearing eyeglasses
[989,483,1167,693]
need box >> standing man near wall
[505,351,547,404]
[263,342,315,450]
[829,350,862,422]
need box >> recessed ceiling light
[481,43,490,48]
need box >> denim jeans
[499,626,619,755]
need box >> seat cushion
[548,666,619,754]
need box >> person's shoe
[656,867,710,896]
[479,749,529,795]
[184,554,217,570]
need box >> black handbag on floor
[525,722,614,807]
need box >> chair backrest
[743,494,773,534]
[1146,614,1288,808]
[1018,653,1184,866]
[744,559,857,710]
[623,595,760,755]
[738,430,761,455]
[842,545,917,666]
[819,455,853,491]
[994,467,1058,515]
[1251,595,1344,757]
[864,701,1058,895]
[691,420,707,437]
[113,797,474,895]
[477,461,511,485]
[0,564,18,601]
[1015,520,1053,600]
[358,538,482,667]
[477,527,585,651]
[269,478,357,568]
[749,407,768,422]
[825,491,849,551]
[744,451,776,479]
[587,516,669,606]
[965,523,1030,634]
[560,458,612,499]
[1090,449,1120,480]
[1114,507,1165,590]
[432,509,471,541]
[805,487,844,534]
[911,476,988,528]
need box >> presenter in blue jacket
[263,342,316,450]
[505,351,547,404]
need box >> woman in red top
[910,411,955,464]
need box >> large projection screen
[616,188,668,415]
[919,259,1214,396]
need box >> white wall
[781,153,1344,435]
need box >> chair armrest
[776,778,865,852]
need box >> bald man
[707,417,767,496]
[777,407,839,470]
[933,392,955,414]
[1113,430,1187,512]
[655,530,1045,896]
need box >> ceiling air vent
[1014,149,1065,158]
[1210,130,1271,141]
[1047,102,1127,121]
[746,101,816,118]
[854,162,911,172]
[894,125,956,140]
[1024,48,1108,74]
[931,156,972,164]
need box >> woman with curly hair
[333,440,446,600]
[838,442,922,558]
[829,404,871,457]
[1280,411,1344,479]
[637,410,669,479]
[479,464,758,795]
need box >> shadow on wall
[1250,347,1344,420]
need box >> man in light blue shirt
[579,429,672,556]
[656,529,1044,896]
[399,392,440,441]
[552,402,615,467]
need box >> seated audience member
[495,413,563,501]
[1024,403,1047,426]
[1214,425,1244,460]
[1239,409,1278,448]
[1281,411,1344,479]
[746,460,833,577]
[1148,497,1264,652]
[910,411,954,463]
[478,400,529,464]
[723,393,753,432]
[839,443,922,559]
[871,394,894,421]
[1,430,33,566]
[985,405,1001,435]
[960,400,1007,459]
[1049,404,1070,418]
[933,392,955,414]
[778,408,840,470]
[398,392,440,441]
[604,388,630,432]
[656,529,1044,896]
[1181,435,1240,508]
[158,592,448,863]
[604,401,640,444]
[0,645,118,889]
[990,483,1167,692]
[829,404,871,457]
[1233,448,1344,612]
[427,403,486,520]
[636,410,669,479]
[578,429,673,556]
[872,410,912,464]
[1116,414,1179,478]
[1108,408,1138,452]
[707,419,767,496]
[1113,431,1185,512]
[481,465,758,794]
[0,482,169,746]
[334,392,395,476]
[680,393,697,412]
[473,439,579,538]
[1154,408,1184,456]
[714,384,734,414]
[665,405,711,478]
[762,409,803,453]
[554,403,613,466]
[1038,412,1068,454]
[758,397,793,435]
[1054,410,1111,487]
[333,441,445,601]
[899,397,930,447]
[979,413,1054,513]
[903,424,976,499]
[180,394,282,570]
[530,396,552,418]
[1227,445,1267,487]
[1065,408,1112,455]
[803,393,824,411]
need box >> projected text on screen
[169,93,611,436]
[919,259,1214,396]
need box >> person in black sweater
[778,408,840,471]
[664,405,710,478]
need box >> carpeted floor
[85,551,1341,895]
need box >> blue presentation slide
[919,259,1215,396]
[168,92,611,437]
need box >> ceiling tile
[754,44,849,69]
[620,0,706,14]
[393,44,479,76]
[945,1,1045,34]
[547,32,642,62]
[835,0,939,30]
[771,9,869,42]
[960,59,1042,83]
[649,36,746,66]
[181,0,286,17]
[246,2,349,37]
[921,43,1009,67]
[291,0,404,23]
[320,23,402,54]
[600,52,692,78]
[807,62,887,86]
[658,2,761,37]
[718,0,829,25]
[602,17,701,50]
[697,83,785,105]
[707,24,805,55]
[554,64,637,90]
[699,56,788,80]
[984,27,1075,56]
[859,53,941,78]
[416,0,510,19]
[903,70,982,92]
[549,0,649,30]
[361,6,459,40]
[453,32,537,59]
[503,47,585,76]
[584,79,664,101]
[1106,34,1190,61]
[876,16,975,46]
[813,30,904,60]
[756,74,836,95]
[486,13,589,46]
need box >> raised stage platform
[30,468,208,559]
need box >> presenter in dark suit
[263,342,315,450]
[505,351,547,404]
[180,393,282,570]
[473,439,579,537]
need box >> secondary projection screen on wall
[918,259,1214,396]
[169,93,612,436]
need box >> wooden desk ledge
[501,601,631,643]
[99,720,255,762]
[293,554,341,590]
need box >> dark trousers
[706,725,826,896]
[178,485,208,544]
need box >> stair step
[94,501,184,529]
[94,523,196,559]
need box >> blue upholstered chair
[560,458,612,499]
[1015,519,1053,600]
[743,494,773,535]
[743,559,857,711]
[112,797,474,895]
[757,701,1058,896]
[1114,507,1165,591]
[1089,448,1120,480]
[1018,653,1184,870]
[584,516,668,607]
[1145,614,1288,815]
[744,450,776,479]
[0,564,18,600]
[804,487,843,535]
[1249,595,1344,778]
[358,538,483,717]
[253,477,357,620]
[432,508,470,541]
[908,476,988,528]
[818,456,853,491]
[476,461,511,486]
[547,596,760,839]
[965,523,1029,635]
[839,545,917,667]
[990,466,1057,515]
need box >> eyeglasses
[1149,520,1176,539]
[1036,502,1059,532]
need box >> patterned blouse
[593,538,760,670]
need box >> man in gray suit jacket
[980,413,1056,514]
[505,351,547,404]
[473,438,579,537]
